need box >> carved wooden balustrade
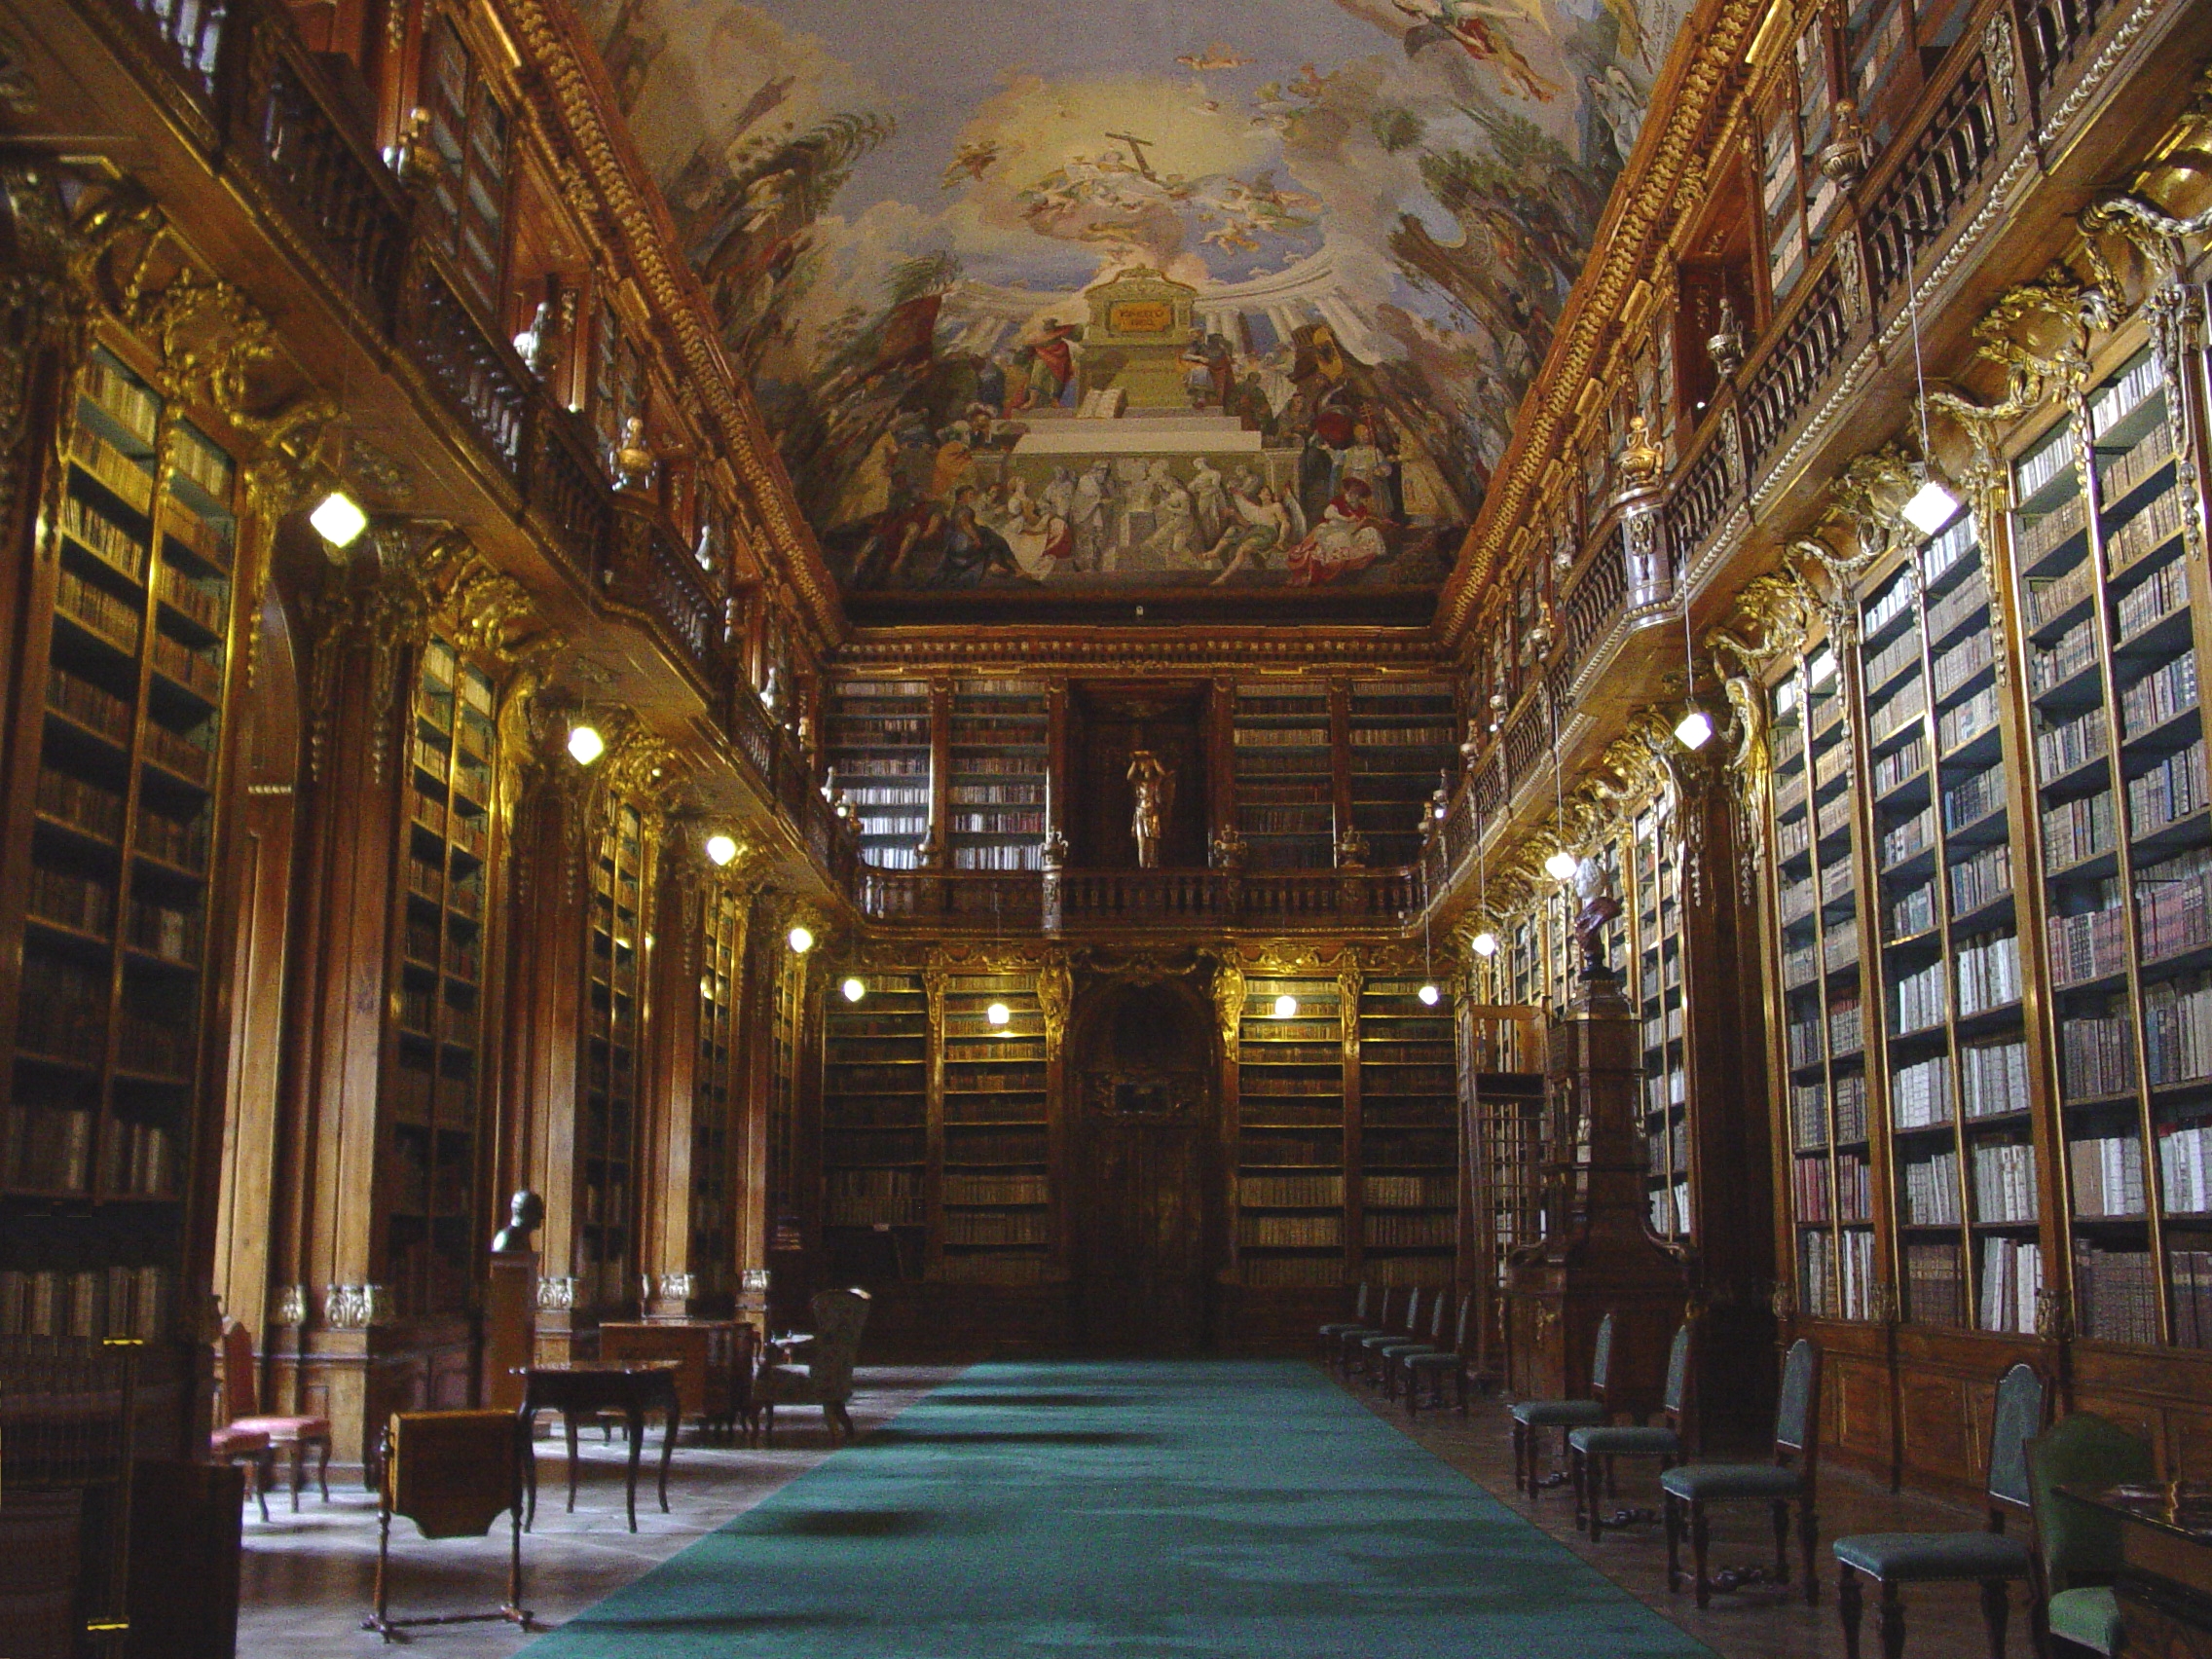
[524,402,614,586]
[227,9,412,331]
[606,513,727,696]
[1665,424,1736,576]
[1739,258,1850,472]
[397,251,529,477]
[1861,52,2002,310]
[2025,0,2117,102]
[849,866,1415,931]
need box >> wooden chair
[208,1421,273,1524]
[755,1288,869,1445]
[1374,1286,1450,1397]
[1570,1316,1694,1543]
[1833,1360,2046,1658]
[364,1409,532,1643]
[1333,1285,1404,1376]
[219,1319,331,1510]
[1399,1292,1475,1415]
[1352,1285,1427,1383]
[1317,1281,1375,1363]
[2025,1412,2157,1657]
[1661,1336,1823,1609]
[1508,1309,1615,1497]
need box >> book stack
[1906,1242,1966,1326]
[1978,1237,2044,1333]
[1903,1148,1962,1225]
[2156,1122,2212,1213]
[1971,1140,2038,1223]
[1962,1040,2030,1117]
[2070,1134,2147,1217]
[2169,1251,2212,1346]
[2073,1244,2159,1344]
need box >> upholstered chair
[1832,1361,2046,1657]
[220,1319,332,1510]
[1507,1309,1615,1497]
[755,1288,871,1445]
[1399,1292,1476,1415]
[2025,1412,2157,1656]
[1661,1336,1824,1608]
[1570,1317,1694,1543]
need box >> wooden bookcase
[947,679,1047,871]
[1355,976,1456,1285]
[420,12,513,322]
[579,801,649,1312]
[826,679,931,870]
[1232,683,1334,870]
[1770,642,1880,1321]
[1,335,241,1343]
[2013,341,2212,1348]
[1630,813,1692,1240]
[937,971,1050,1283]
[387,636,496,1318]
[819,970,927,1285]
[1233,975,1345,1287]
[1347,680,1456,868]
[1860,506,2035,1333]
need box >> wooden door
[1072,981,1213,1351]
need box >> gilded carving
[1209,955,1245,1051]
[1983,12,2020,126]
[1036,954,1072,1057]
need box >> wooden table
[2062,1483,2212,1656]
[517,1362,681,1533]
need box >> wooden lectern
[1505,961,1687,1422]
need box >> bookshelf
[1235,976,1345,1287]
[580,802,648,1312]
[1770,644,1880,1321]
[690,886,744,1303]
[938,972,1051,1283]
[1347,681,1456,867]
[2,339,240,1342]
[827,679,932,869]
[2011,344,2211,1349]
[820,971,927,1284]
[421,13,512,322]
[1632,806,1692,1240]
[388,638,495,1318]
[948,679,1047,871]
[1356,977,1456,1285]
[1233,683,1335,870]
[1862,507,2035,1333]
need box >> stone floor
[237,1366,955,1655]
[238,1359,2021,1657]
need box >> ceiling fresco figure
[580,0,1688,604]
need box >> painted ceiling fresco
[581,0,1687,610]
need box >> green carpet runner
[521,1358,1715,1657]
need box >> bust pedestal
[1504,966,1686,1420]
[481,1251,537,1411]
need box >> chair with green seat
[1662,1336,1823,1608]
[1508,1309,1616,1497]
[1372,1286,1449,1395]
[1354,1286,1427,1383]
[1831,1361,2046,1658]
[1401,1292,1475,1415]
[1569,1316,1694,1543]
[1317,1282,1376,1364]
[2025,1412,2157,1656]
[1333,1285,1405,1376]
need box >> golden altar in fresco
[1080,268,1199,410]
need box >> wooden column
[640,845,703,1318]
[280,574,412,1472]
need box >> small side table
[517,1362,681,1532]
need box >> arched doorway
[1070,978,1216,1352]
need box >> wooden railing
[118,0,226,106]
[607,513,725,693]
[1740,258,1850,472]
[1862,55,2002,310]
[397,252,528,477]
[1666,424,1735,573]
[1557,522,1628,672]
[2024,0,2117,101]
[523,403,612,585]
[851,866,1418,930]
[229,10,411,331]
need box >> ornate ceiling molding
[1433,0,1766,642]
[498,0,846,650]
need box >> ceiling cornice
[501,0,849,649]
[1431,0,1768,643]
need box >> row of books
[2121,653,2198,741]
[1,1104,94,1191]
[2072,1133,2147,1217]
[2117,555,2188,642]
[2075,1243,2158,1344]
[1981,1237,2045,1333]
[28,865,115,937]
[944,1173,1049,1204]
[1648,1181,1693,1235]
[2049,894,2127,985]
[1939,684,2002,754]
[1972,1140,2039,1224]
[1927,567,1991,641]
[60,492,148,578]
[1366,1173,1456,1207]
[951,845,1042,869]
[1943,765,2006,832]
[2139,846,2212,960]
[824,1097,927,1127]
[939,1252,1052,1282]
[70,425,155,513]
[2037,707,2107,780]
[1242,1173,1346,1207]
[1802,1226,1878,1320]
[1902,1148,1961,1226]
[0,1265,169,1341]
[1364,1213,1454,1246]
[2017,496,2087,576]
[2100,426,2171,503]
[2156,1122,2212,1214]
[56,565,142,652]
[1933,630,1994,702]
[2131,739,2208,837]
[1234,726,1331,748]
[944,1211,1050,1245]
[2169,1251,2212,1347]
[828,1197,926,1226]
[2144,973,2212,1087]
[944,1130,1048,1164]
[47,664,133,744]
[1241,1214,1344,1247]
[2105,481,2192,577]
[2031,616,2097,694]
[1906,1241,1967,1326]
